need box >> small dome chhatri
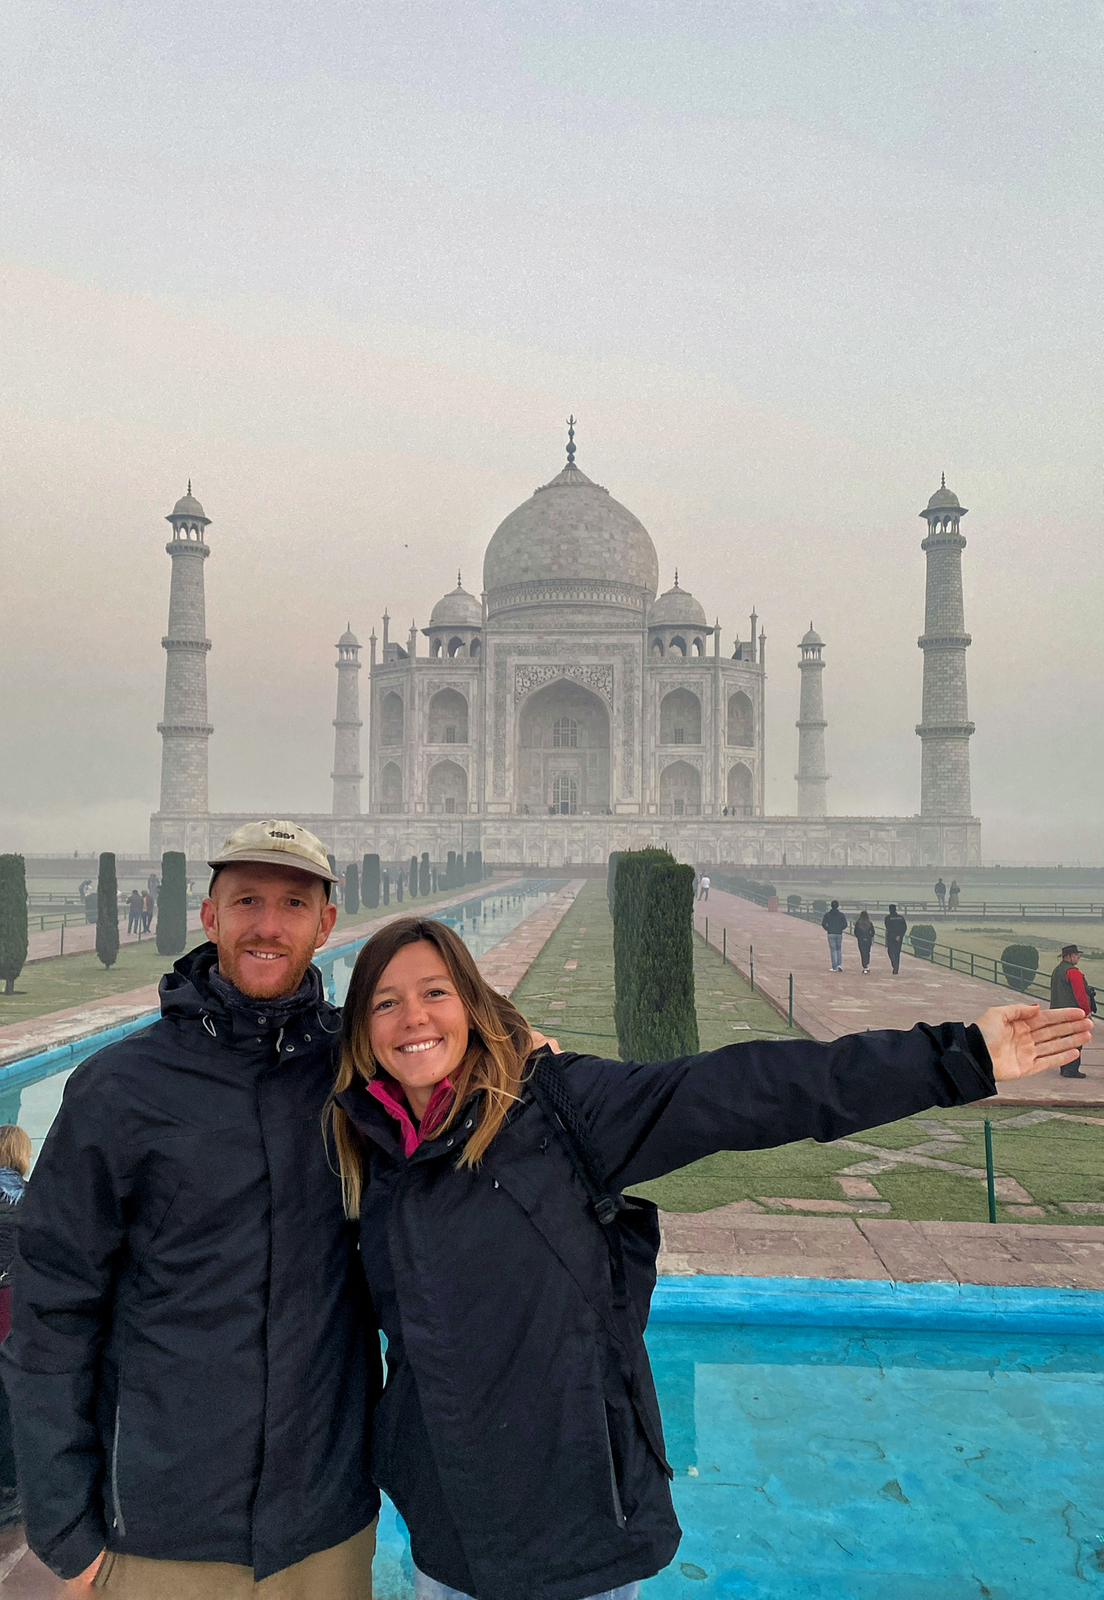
[925,472,962,512]
[337,623,360,649]
[650,572,708,628]
[169,480,208,522]
[430,573,481,629]
[801,622,824,648]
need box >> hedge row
[612,849,698,1062]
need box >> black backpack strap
[529,1051,629,1309]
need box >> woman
[0,1124,32,1530]
[853,908,876,974]
[330,917,1091,1600]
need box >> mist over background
[2,0,1101,863]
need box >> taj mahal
[150,424,981,870]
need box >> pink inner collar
[368,1075,456,1157]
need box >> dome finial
[187,478,192,495]
[565,414,577,466]
[674,569,680,589]
[941,471,946,489]
[457,569,462,589]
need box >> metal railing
[780,894,1104,921]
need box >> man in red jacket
[1050,945,1094,1077]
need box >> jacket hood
[158,942,332,1028]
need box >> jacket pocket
[603,1403,627,1528]
[109,1404,126,1538]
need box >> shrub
[1001,943,1040,992]
[95,852,120,969]
[446,850,457,888]
[431,867,438,893]
[396,869,404,902]
[910,924,937,961]
[156,850,188,958]
[0,854,28,995]
[786,893,802,912]
[344,863,360,916]
[614,849,697,1061]
[607,851,624,918]
[362,854,381,909]
[473,850,484,882]
[419,852,431,896]
[465,851,477,885]
[382,869,390,906]
[408,855,419,900]
[812,898,828,915]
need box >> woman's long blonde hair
[0,1125,32,1178]
[328,916,534,1214]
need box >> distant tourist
[884,904,908,974]
[1049,945,1095,1078]
[934,877,947,912]
[697,873,711,902]
[126,888,143,936]
[821,899,848,971]
[141,889,154,933]
[0,1124,31,1533]
[853,909,875,975]
[948,879,961,911]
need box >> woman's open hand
[527,1028,561,1055]
[974,1004,1093,1082]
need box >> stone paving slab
[476,882,586,997]
[695,887,1102,1103]
[25,910,204,964]
[657,1207,1104,1289]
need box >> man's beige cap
[208,820,338,885]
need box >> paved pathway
[695,887,1102,1102]
[25,911,204,963]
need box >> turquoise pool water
[0,879,558,1150]
[370,1279,1103,1599]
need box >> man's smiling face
[200,863,337,1000]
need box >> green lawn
[0,890,467,1026]
[510,882,1104,1225]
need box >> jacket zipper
[603,1410,626,1527]
[110,1404,126,1537]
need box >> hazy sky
[3,0,1102,862]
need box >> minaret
[795,623,828,817]
[331,624,363,816]
[917,474,974,815]
[158,484,212,819]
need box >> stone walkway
[695,887,1102,1102]
[25,910,205,964]
[657,1209,1104,1288]
[477,881,585,996]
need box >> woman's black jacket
[2,945,380,1581]
[338,1020,996,1600]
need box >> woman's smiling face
[367,939,471,1116]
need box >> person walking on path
[884,904,908,974]
[934,878,947,912]
[948,879,961,912]
[1050,944,1095,1078]
[3,821,381,1598]
[821,900,848,971]
[697,873,711,902]
[140,889,154,934]
[329,914,1091,1600]
[0,1125,31,1534]
[126,889,142,937]
[853,909,876,975]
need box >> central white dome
[482,460,660,618]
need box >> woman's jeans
[415,1573,639,1600]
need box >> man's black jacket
[2,945,380,1580]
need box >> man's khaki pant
[93,1520,376,1598]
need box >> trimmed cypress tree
[431,867,438,894]
[613,847,675,1057]
[156,850,188,958]
[910,924,937,961]
[623,858,698,1061]
[1001,943,1040,992]
[409,855,419,900]
[464,850,477,885]
[473,850,483,882]
[396,869,404,903]
[362,854,381,909]
[419,853,430,896]
[0,854,29,995]
[344,863,360,916]
[446,850,457,888]
[382,869,390,906]
[95,851,120,969]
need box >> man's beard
[219,943,316,999]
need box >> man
[1050,944,1094,1078]
[934,878,947,913]
[698,873,711,902]
[884,904,908,975]
[821,899,848,972]
[3,821,380,1597]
